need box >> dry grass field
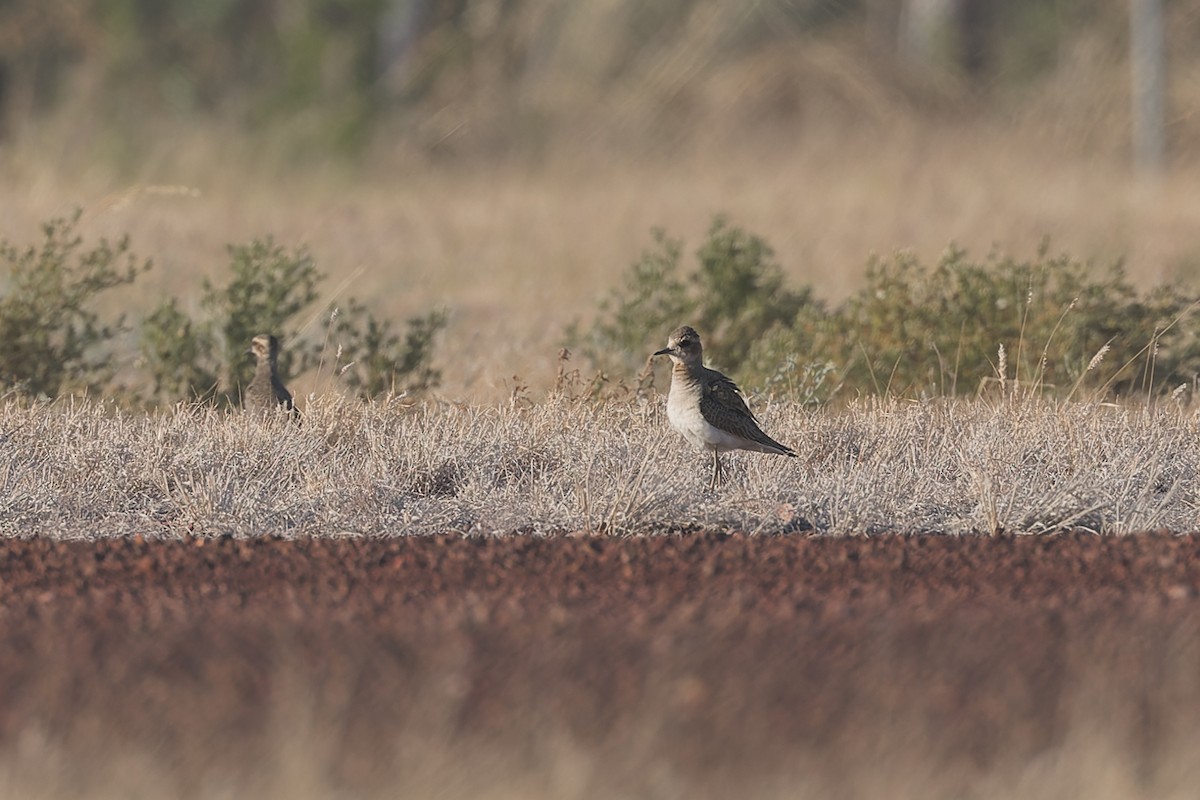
[0,395,1196,539]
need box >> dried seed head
[997,343,1007,392]
[1086,344,1110,372]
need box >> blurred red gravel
[1,532,1198,796]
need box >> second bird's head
[654,325,703,367]
[247,333,282,362]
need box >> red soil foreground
[2,532,1199,797]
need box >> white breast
[666,382,744,453]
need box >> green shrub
[140,237,446,406]
[690,218,818,370]
[837,243,1200,399]
[139,238,320,407]
[579,221,1200,402]
[0,210,150,398]
[569,216,827,395]
[139,298,218,402]
[203,238,323,392]
[326,301,448,399]
[567,227,691,377]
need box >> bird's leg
[709,450,721,490]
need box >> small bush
[326,301,447,399]
[0,210,150,398]
[140,298,218,402]
[139,238,321,407]
[579,222,1200,402]
[140,238,446,406]
[838,243,1200,399]
[567,227,691,378]
[203,238,323,393]
[569,216,827,395]
[691,218,818,370]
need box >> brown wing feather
[705,374,757,421]
[699,370,795,456]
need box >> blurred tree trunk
[377,0,434,96]
[869,0,992,81]
[864,0,902,57]
[1130,0,1166,177]
[898,0,954,68]
[957,0,992,81]
[0,63,8,139]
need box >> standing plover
[654,325,794,488]
[245,334,297,416]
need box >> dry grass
[1,394,1196,538]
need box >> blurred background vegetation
[0,0,1187,165]
[2,0,1200,405]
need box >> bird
[244,333,297,416]
[654,325,795,489]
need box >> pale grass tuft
[0,395,1196,538]
[997,343,1007,394]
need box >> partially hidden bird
[245,333,298,417]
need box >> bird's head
[654,325,703,367]
[247,334,281,362]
